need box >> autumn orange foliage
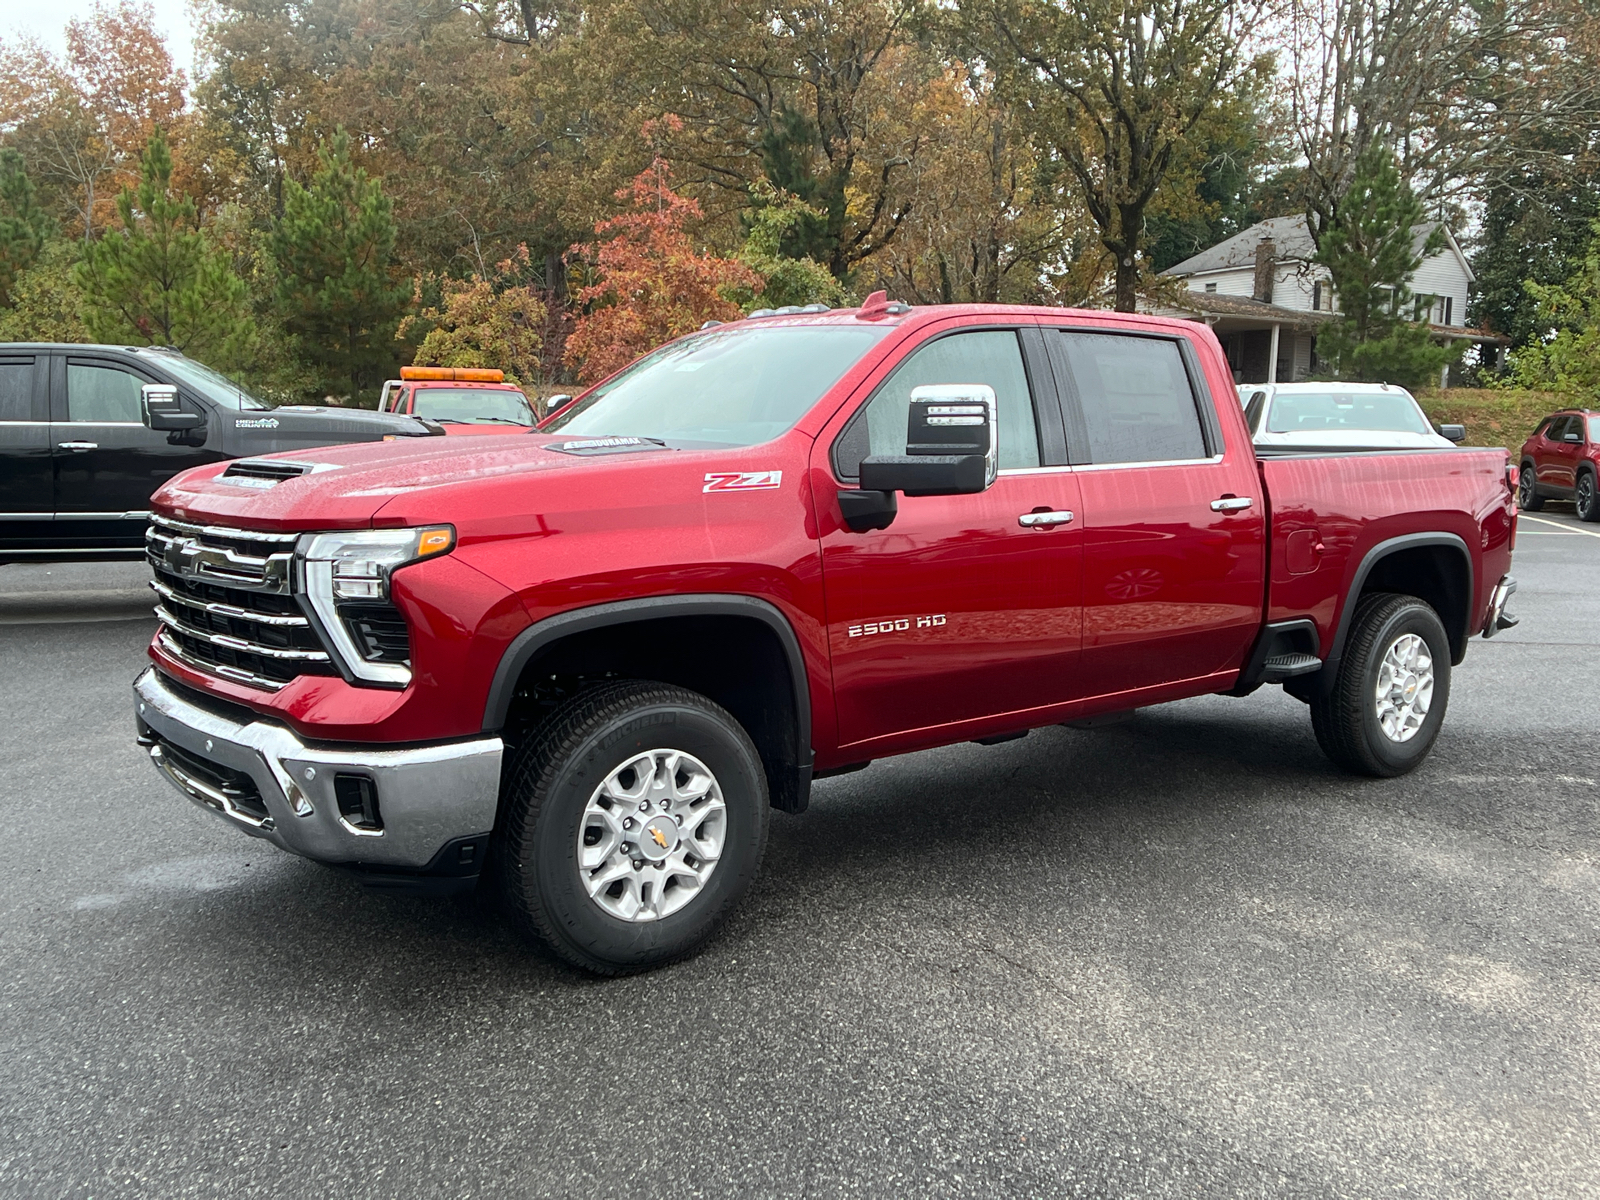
[563,156,759,384]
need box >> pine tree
[73,129,254,364]
[271,131,409,403]
[1314,145,1458,389]
[0,150,56,310]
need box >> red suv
[1519,409,1600,521]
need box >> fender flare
[1320,532,1473,691]
[481,594,813,766]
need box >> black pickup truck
[0,343,440,564]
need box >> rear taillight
[1506,462,1519,492]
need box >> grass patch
[1415,387,1566,449]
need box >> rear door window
[1050,332,1208,464]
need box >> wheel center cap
[1402,674,1419,701]
[638,816,679,861]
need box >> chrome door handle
[1210,496,1253,512]
[1019,510,1075,528]
[58,441,98,452]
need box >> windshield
[149,354,270,410]
[1266,390,1430,435]
[545,323,892,448]
[411,387,534,424]
[1590,416,1600,442]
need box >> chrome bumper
[133,668,502,870]
[1482,574,1519,638]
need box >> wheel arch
[1321,533,1474,690]
[484,595,813,813]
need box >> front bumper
[133,668,502,877]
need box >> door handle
[1210,496,1253,512]
[58,441,98,452]
[1019,510,1075,528]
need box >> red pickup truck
[132,298,1519,973]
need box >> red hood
[152,434,676,531]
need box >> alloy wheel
[1373,632,1434,743]
[576,748,727,922]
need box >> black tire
[1518,461,1545,511]
[1310,593,1451,778]
[498,680,770,974]
[1576,469,1600,523]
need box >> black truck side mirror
[838,385,998,532]
[141,384,205,432]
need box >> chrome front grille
[146,514,335,691]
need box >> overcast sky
[3,0,199,76]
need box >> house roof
[1161,216,1470,282]
[1161,215,1316,276]
[1142,291,1333,331]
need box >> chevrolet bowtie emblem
[650,827,669,849]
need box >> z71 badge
[703,470,782,493]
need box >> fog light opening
[334,774,383,832]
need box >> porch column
[1267,323,1280,383]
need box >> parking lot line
[1518,514,1600,539]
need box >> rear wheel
[1310,593,1451,777]
[1576,469,1599,522]
[498,681,770,974]
[1518,461,1544,511]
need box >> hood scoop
[220,458,331,488]
[544,437,672,457]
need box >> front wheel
[1310,593,1451,777]
[1518,462,1545,511]
[498,681,770,974]
[1576,470,1599,523]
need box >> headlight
[304,527,455,601]
[298,526,454,687]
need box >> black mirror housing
[860,454,989,496]
[141,384,204,431]
[837,487,897,532]
[1439,423,1466,443]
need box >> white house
[1142,214,1502,385]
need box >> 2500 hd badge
[848,614,948,637]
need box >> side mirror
[1564,431,1583,444]
[141,384,204,431]
[545,393,575,414]
[1439,423,1466,443]
[837,384,997,532]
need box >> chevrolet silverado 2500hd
[131,297,1519,973]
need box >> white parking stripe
[1518,514,1600,539]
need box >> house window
[1312,282,1321,310]
[1204,282,1217,294]
[1444,296,1453,326]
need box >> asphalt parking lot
[2,509,1597,1199]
